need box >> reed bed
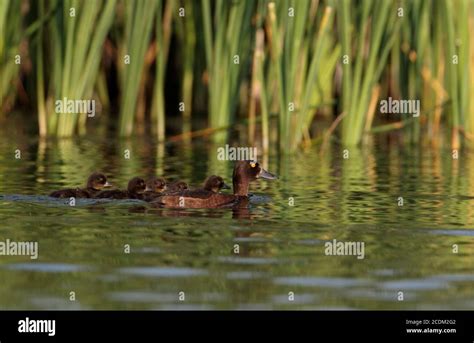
[202,0,254,142]
[1,0,473,152]
[265,0,339,151]
[30,0,116,136]
[339,0,401,146]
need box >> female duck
[49,172,110,198]
[152,161,276,208]
[94,177,147,200]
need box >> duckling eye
[250,162,256,168]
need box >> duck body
[142,192,161,202]
[144,180,188,201]
[49,188,91,199]
[49,172,110,199]
[151,161,276,208]
[94,189,131,199]
[155,190,239,208]
[94,177,146,200]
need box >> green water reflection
[1,128,474,309]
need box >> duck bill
[145,186,153,192]
[259,168,278,180]
[222,183,231,189]
[104,182,112,188]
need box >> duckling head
[128,177,147,194]
[146,177,167,193]
[87,172,111,190]
[203,175,230,193]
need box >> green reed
[393,0,427,145]
[175,0,196,135]
[31,0,116,136]
[451,0,470,146]
[266,0,339,151]
[202,0,254,142]
[339,0,402,146]
[393,0,470,148]
[442,0,461,148]
[119,0,157,136]
[469,3,474,137]
[0,0,22,113]
[63,0,116,136]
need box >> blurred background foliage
[0,0,473,152]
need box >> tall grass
[151,0,173,140]
[1,0,473,152]
[202,0,254,142]
[119,0,157,136]
[0,0,22,113]
[61,0,116,136]
[266,0,339,151]
[442,0,461,148]
[339,0,401,146]
[469,2,474,137]
[443,0,470,149]
[32,0,116,137]
[175,0,196,135]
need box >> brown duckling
[141,177,167,202]
[49,172,111,198]
[143,175,228,202]
[94,177,147,200]
[202,175,230,193]
[152,161,276,208]
[166,180,189,193]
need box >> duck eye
[250,162,256,168]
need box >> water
[1,128,474,310]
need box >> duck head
[232,160,277,196]
[146,177,167,193]
[203,175,231,193]
[128,177,147,194]
[87,172,111,190]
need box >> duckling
[202,175,230,193]
[94,177,147,200]
[143,175,228,202]
[151,161,276,208]
[166,180,189,193]
[141,177,167,202]
[49,172,111,198]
